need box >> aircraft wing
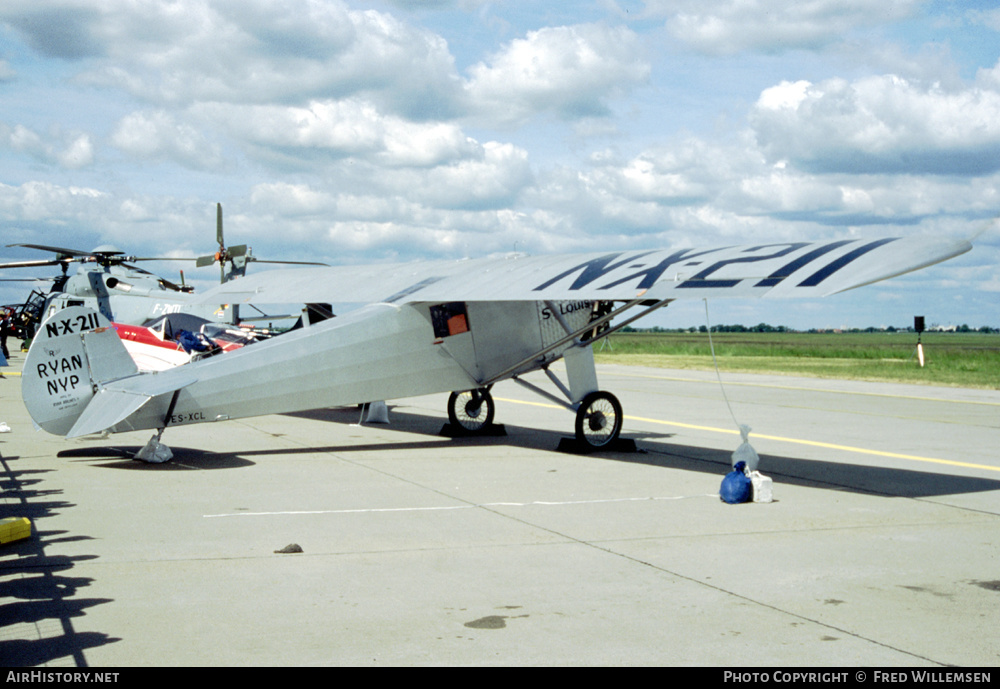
[188,235,970,306]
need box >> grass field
[593,331,1000,389]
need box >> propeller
[195,203,326,282]
[197,203,248,282]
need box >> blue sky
[1,0,998,330]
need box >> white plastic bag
[731,424,759,472]
[135,435,173,463]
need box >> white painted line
[204,494,717,518]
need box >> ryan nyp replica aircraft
[22,235,970,462]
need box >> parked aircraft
[0,204,324,329]
[0,243,232,327]
[113,313,265,371]
[20,235,970,462]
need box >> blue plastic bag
[720,460,752,504]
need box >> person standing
[0,310,10,360]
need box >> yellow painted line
[606,370,1000,407]
[495,396,1000,474]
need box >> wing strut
[483,296,674,387]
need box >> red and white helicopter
[21,235,970,462]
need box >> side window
[430,302,470,338]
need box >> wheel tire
[448,389,495,433]
[574,391,623,449]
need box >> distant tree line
[619,324,1000,334]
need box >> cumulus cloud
[251,136,532,213]
[250,182,337,217]
[110,110,224,170]
[395,140,533,209]
[0,123,95,169]
[646,0,922,54]
[750,76,1000,175]
[57,134,95,169]
[464,23,650,126]
[976,58,1000,90]
[0,180,231,258]
[203,99,478,167]
[9,0,466,119]
[0,2,108,59]
[0,180,105,224]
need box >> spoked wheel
[448,389,496,433]
[574,391,623,449]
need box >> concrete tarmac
[1,347,999,667]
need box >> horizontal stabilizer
[67,374,197,438]
[67,388,155,438]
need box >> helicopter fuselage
[42,263,233,326]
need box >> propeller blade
[217,203,224,248]
[227,244,248,258]
[196,255,217,268]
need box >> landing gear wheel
[448,389,495,433]
[574,391,623,450]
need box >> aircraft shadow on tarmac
[55,445,255,471]
[47,404,1000,500]
[288,406,1000,500]
[0,458,120,667]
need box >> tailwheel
[447,389,495,433]
[574,391,623,449]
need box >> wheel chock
[439,423,507,438]
[556,437,638,454]
[0,517,32,545]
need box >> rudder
[22,306,138,436]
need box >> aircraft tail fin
[22,306,140,436]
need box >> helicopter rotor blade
[127,256,198,262]
[7,243,92,258]
[246,258,329,266]
[0,258,67,270]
